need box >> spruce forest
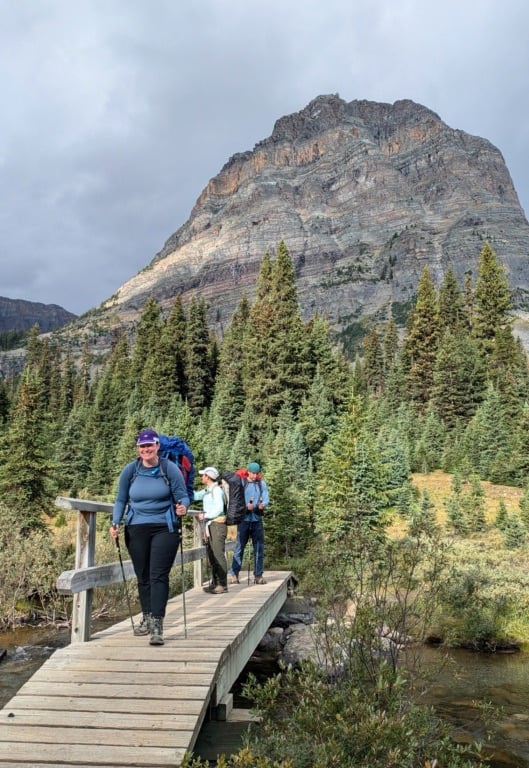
[2,239,529,610]
[3,238,529,764]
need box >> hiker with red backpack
[110,429,190,646]
[228,461,269,586]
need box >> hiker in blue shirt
[229,461,269,585]
[110,429,189,646]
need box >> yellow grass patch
[411,469,523,524]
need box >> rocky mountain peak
[88,95,529,347]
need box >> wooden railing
[55,496,235,643]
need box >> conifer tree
[54,401,94,496]
[46,342,63,423]
[412,405,446,473]
[85,333,131,490]
[375,426,411,510]
[444,473,468,534]
[363,327,384,395]
[159,394,196,449]
[305,313,350,409]
[510,404,529,485]
[244,242,310,433]
[186,297,213,416]
[463,270,474,330]
[0,378,10,425]
[228,423,252,470]
[409,490,438,537]
[59,348,76,420]
[297,367,337,461]
[382,317,399,376]
[0,370,55,529]
[314,394,366,537]
[473,242,512,354]
[465,384,515,482]
[314,395,390,535]
[490,326,528,425]
[519,483,529,528]
[24,324,43,372]
[460,475,486,532]
[211,295,250,437]
[502,513,526,549]
[495,499,508,531]
[403,266,440,406]
[159,295,188,402]
[438,267,465,330]
[130,297,164,400]
[431,327,485,429]
[264,407,312,561]
[74,343,93,405]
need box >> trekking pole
[114,530,137,635]
[179,517,188,639]
[247,536,253,585]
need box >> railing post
[71,507,97,643]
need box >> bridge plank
[0,743,186,767]
[1,709,198,729]
[0,571,291,767]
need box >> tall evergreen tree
[473,242,512,354]
[130,297,164,400]
[264,405,312,561]
[431,328,485,429]
[161,295,188,401]
[0,370,55,529]
[438,267,465,331]
[84,334,131,492]
[305,313,350,409]
[186,297,213,416]
[297,367,337,461]
[382,317,399,376]
[363,327,384,395]
[244,241,310,432]
[403,266,440,406]
[211,295,250,436]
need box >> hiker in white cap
[194,467,228,594]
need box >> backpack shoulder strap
[158,457,170,486]
[128,458,141,487]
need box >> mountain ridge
[89,94,528,346]
[0,296,77,333]
[9,94,529,359]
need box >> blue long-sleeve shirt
[112,459,190,528]
[243,477,269,522]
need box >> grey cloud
[1,0,528,314]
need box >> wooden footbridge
[0,498,292,768]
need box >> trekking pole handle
[174,499,187,517]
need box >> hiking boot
[211,585,228,594]
[228,574,240,585]
[254,576,267,585]
[149,617,164,645]
[134,613,152,636]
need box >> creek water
[1,625,529,767]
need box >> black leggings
[125,523,180,618]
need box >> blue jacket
[243,477,269,522]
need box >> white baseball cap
[199,466,219,481]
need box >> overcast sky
[1,0,528,316]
